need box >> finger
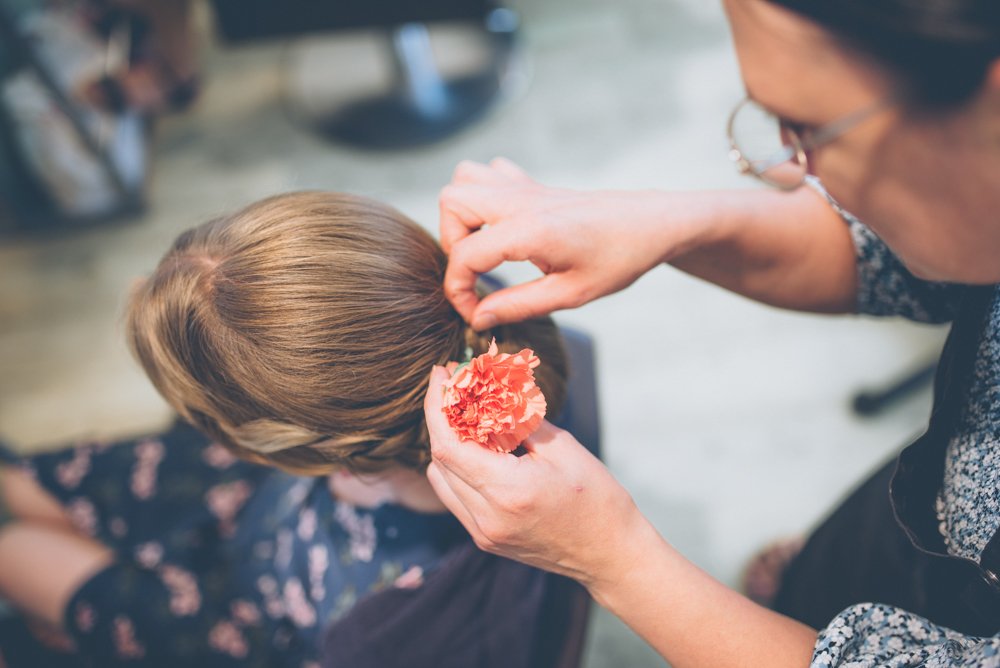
[520,421,602,469]
[442,257,481,327]
[520,420,572,457]
[470,272,580,330]
[443,223,536,324]
[451,160,498,185]
[441,230,517,325]
[439,186,481,256]
[426,459,494,517]
[423,365,453,418]
[438,183,513,254]
[488,157,532,182]
[426,461,484,536]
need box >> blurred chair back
[210,0,522,149]
[212,0,498,43]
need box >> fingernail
[475,313,498,330]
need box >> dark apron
[773,286,1000,637]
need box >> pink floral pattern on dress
[257,575,285,619]
[130,439,165,500]
[21,424,464,668]
[393,565,425,590]
[201,442,238,469]
[134,541,164,569]
[333,503,377,563]
[205,480,252,537]
[55,447,92,489]
[284,481,311,507]
[112,616,145,659]
[275,529,294,571]
[74,601,97,633]
[66,497,98,536]
[308,545,329,601]
[208,620,248,658]
[282,578,317,628]
[230,600,261,626]
[159,565,201,616]
[297,507,317,541]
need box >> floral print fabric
[12,424,466,667]
[805,180,1000,667]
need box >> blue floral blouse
[808,180,1000,667]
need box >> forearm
[587,517,818,668]
[637,186,858,314]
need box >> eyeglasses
[726,96,890,190]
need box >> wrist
[628,189,734,266]
[580,499,672,605]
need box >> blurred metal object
[283,9,525,149]
[853,360,937,417]
[0,4,128,197]
[0,2,146,228]
[95,15,133,150]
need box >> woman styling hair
[425,0,1000,666]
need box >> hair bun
[464,326,494,356]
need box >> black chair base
[310,70,507,149]
[852,360,937,417]
[285,12,522,149]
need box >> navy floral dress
[0,420,466,668]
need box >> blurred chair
[211,0,523,148]
[0,0,146,231]
[852,359,938,417]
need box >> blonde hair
[127,192,567,475]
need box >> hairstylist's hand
[423,366,649,587]
[440,159,688,330]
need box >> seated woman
[0,192,583,667]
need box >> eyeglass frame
[726,95,892,190]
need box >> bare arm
[591,515,817,668]
[440,159,857,327]
[424,368,818,668]
[664,185,857,314]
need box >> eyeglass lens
[730,100,807,190]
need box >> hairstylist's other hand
[440,158,686,330]
[423,366,648,588]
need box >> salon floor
[0,0,948,665]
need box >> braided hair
[127,192,567,476]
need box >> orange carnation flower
[442,339,547,453]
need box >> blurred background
[0,0,948,664]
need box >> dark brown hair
[767,0,1000,108]
[127,192,566,475]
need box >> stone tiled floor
[0,0,948,665]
